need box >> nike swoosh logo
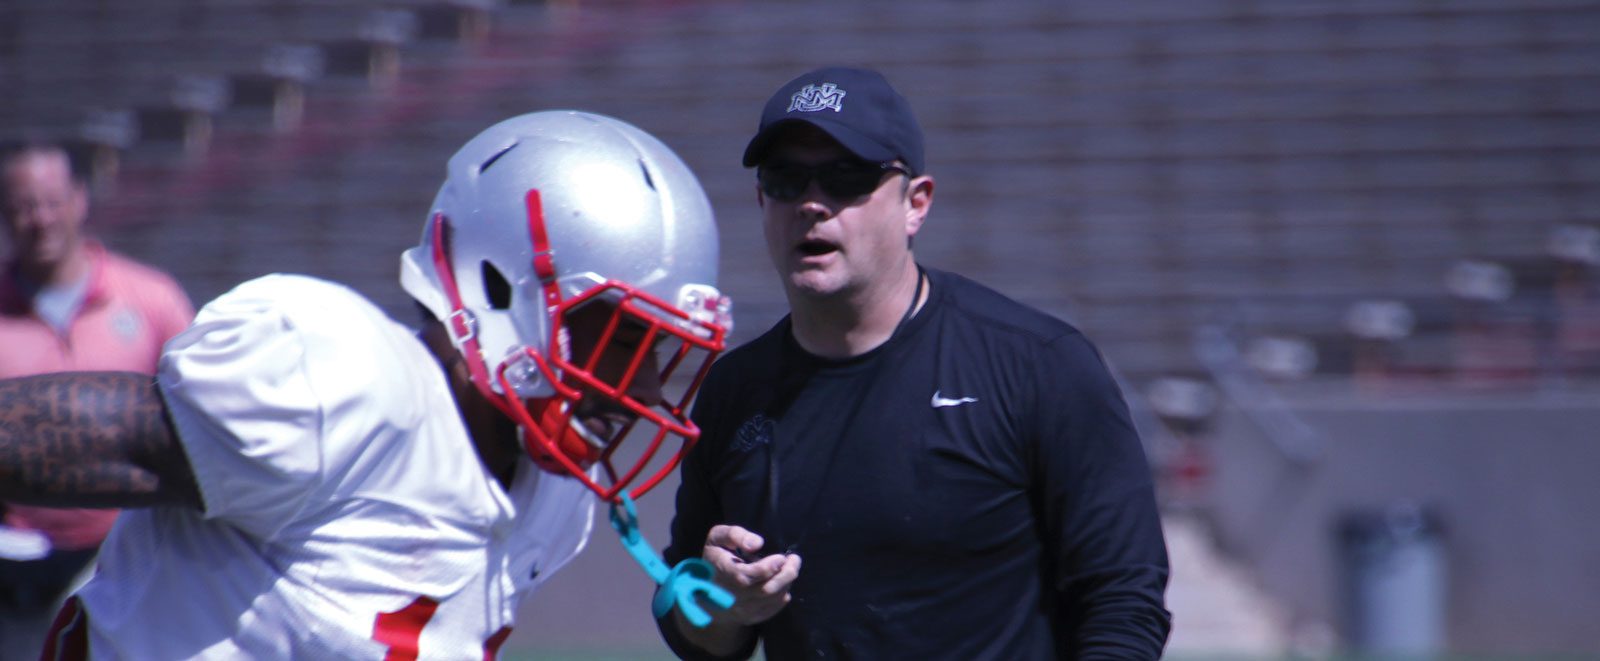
[931,391,979,408]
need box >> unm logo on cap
[787,83,846,113]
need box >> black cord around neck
[892,265,926,337]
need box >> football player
[0,110,731,659]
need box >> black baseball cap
[741,66,925,175]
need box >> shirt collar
[0,241,109,314]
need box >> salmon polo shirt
[0,244,194,550]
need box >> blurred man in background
[0,142,195,653]
[659,66,1171,659]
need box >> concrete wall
[1206,383,1600,653]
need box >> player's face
[758,126,925,302]
[559,301,666,443]
[1,152,88,270]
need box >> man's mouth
[795,239,838,257]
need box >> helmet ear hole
[481,260,512,310]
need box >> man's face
[757,126,925,302]
[1,152,89,270]
[559,301,666,446]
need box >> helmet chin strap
[427,211,588,473]
[428,213,510,413]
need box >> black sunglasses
[756,159,910,202]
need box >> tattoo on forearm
[0,372,199,508]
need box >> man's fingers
[722,553,786,587]
[725,554,800,624]
[695,524,801,628]
[761,553,802,595]
[701,543,742,572]
[705,524,765,557]
[701,525,802,600]
[728,553,799,595]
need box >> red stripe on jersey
[373,596,440,661]
[483,626,513,661]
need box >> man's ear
[904,175,934,238]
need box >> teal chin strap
[608,494,734,628]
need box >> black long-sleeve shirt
[660,267,1170,660]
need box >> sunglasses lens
[817,163,888,199]
[757,165,810,202]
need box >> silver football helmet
[400,110,732,502]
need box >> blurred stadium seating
[5,0,1597,657]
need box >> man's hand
[703,524,801,625]
[672,524,801,657]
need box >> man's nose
[795,189,834,223]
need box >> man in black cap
[657,66,1171,659]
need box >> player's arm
[0,371,201,509]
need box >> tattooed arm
[0,372,201,509]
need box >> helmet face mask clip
[445,307,478,348]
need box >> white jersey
[70,275,595,660]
